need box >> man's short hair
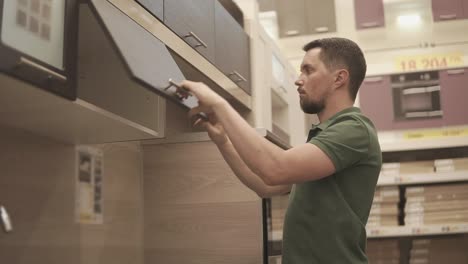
[303,38,367,101]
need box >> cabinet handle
[315,26,329,33]
[446,69,465,75]
[360,21,379,28]
[16,57,67,82]
[285,30,300,36]
[364,77,383,83]
[228,71,247,83]
[439,14,457,20]
[1,206,13,233]
[183,31,208,48]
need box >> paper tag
[75,146,104,224]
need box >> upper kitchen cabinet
[164,0,215,63]
[136,0,163,21]
[215,1,251,95]
[464,0,468,18]
[431,0,464,21]
[0,0,78,100]
[275,0,337,37]
[275,0,307,37]
[359,76,393,131]
[354,0,385,30]
[440,68,468,126]
[304,0,336,34]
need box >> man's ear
[334,69,349,89]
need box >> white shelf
[271,223,468,241]
[366,224,468,238]
[378,128,468,152]
[377,170,468,186]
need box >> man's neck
[317,98,354,123]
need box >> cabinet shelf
[377,170,468,186]
[367,224,468,238]
[271,223,468,241]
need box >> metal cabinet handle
[447,69,465,75]
[360,21,379,28]
[17,57,67,81]
[315,26,329,33]
[1,206,13,233]
[228,71,247,83]
[183,31,208,48]
[439,14,457,20]
[285,30,300,36]
[364,77,384,83]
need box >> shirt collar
[310,107,361,131]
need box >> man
[181,37,382,264]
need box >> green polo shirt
[282,107,382,264]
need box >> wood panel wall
[143,140,263,264]
[0,126,143,264]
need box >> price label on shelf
[395,52,463,72]
[412,227,421,234]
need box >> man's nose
[295,79,304,87]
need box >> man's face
[295,48,335,114]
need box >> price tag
[394,176,402,183]
[441,226,450,232]
[395,52,463,72]
[412,227,421,234]
[369,229,380,236]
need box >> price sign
[395,52,464,72]
[404,128,468,140]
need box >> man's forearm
[213,100,287,185]
[216,139,291,198]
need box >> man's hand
[180,80,226,114]
[191,112,229,146]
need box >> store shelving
[377,170,468,186]
[271,224,468,241]
[367,224,468,238]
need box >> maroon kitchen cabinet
[431,0,464,21]
[359,76,393,130]
[354,0,385,30]
[440,68,468,126]
[464,0,468,18]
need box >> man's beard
[300,97,325,114]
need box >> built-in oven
[0,0,78,100]
[391,70,443,120]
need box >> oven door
[393,85,443,120]
[0,0,78,100]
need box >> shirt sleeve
[308,116,370,172]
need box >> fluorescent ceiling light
[397,14,422,27]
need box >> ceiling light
[397,14,422,27]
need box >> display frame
[0,0,78,100]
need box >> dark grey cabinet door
[359,76,393,130]
[275,0,307,37]
[215,1,251,95]
[440,68,468,126]
[432,0,464,21]
[354,0,385,29]
[305,0,336,34]
[164,0,215,63]
[136,0,163,21]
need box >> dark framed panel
[0,0,78,100]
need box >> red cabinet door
[359,76,393,130]
[440,68,468,126]
[432,0,464,21]
[463,0,468,18]
[354,0,385,30]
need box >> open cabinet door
[87,0,199,109]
